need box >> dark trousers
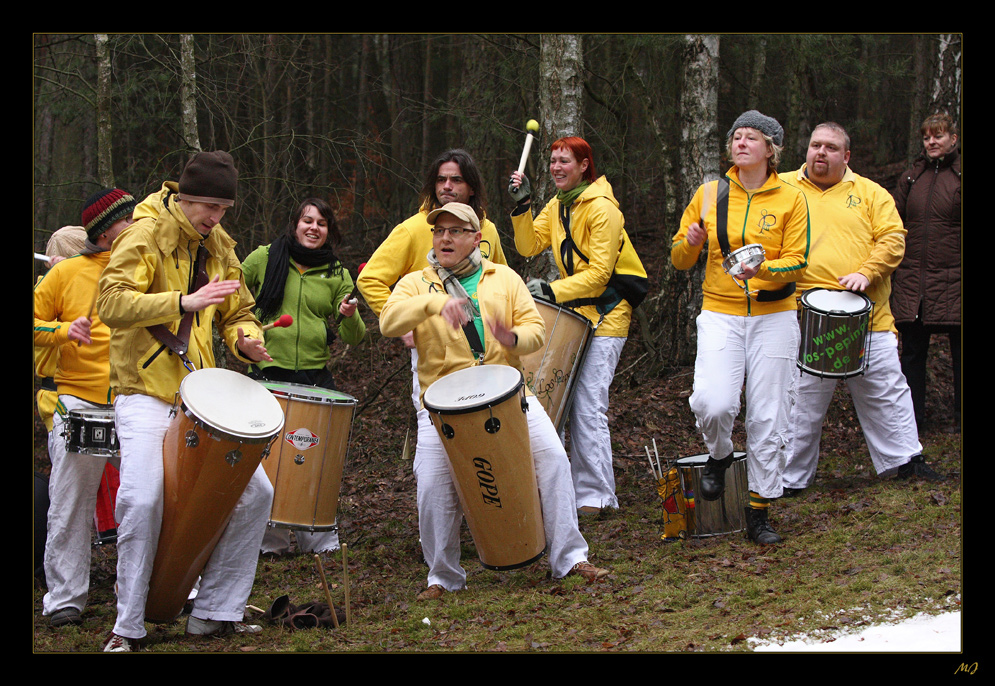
[897,318,961,427]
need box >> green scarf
[556,182,590,207]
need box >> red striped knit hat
[81,188,137,241]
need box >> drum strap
[146,244,210,371]
[714,178,795,303]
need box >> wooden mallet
[262,314,293,331]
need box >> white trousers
[689,310,799,499]
[783,331,922,489]
[260,526,339,554]
[568,336,625,510]
[42,395,119,616]
[413,390,589,591]
[112,394,273,639]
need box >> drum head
[801,288,871,315]
[260,381,357,405]
[424,365,523,414]
[676,452,746,466]
[180,368,285,440]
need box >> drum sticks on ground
[313,554,340,629]
[644,439,664,480]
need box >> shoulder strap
[715,178,731,258]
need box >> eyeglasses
[430,226,474,237]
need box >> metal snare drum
[797,288,873,379]
[722,244,766,278]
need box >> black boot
[744,506,782,545]
[700,453,734,501]
[897,455,942,482]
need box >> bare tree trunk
[95,34,114,186]
[352,35,371,231]
[929,34,962,122]
[653,34,719,368]
[527,34,584,283]
[179,34,202,153]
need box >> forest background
[32,34,965,656]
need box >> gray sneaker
[186,616,263,636]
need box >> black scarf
[255,234,340,320]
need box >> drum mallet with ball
[517,119,540,175]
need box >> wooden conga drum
[423,365,545,570]
[520,299,593,432]
[258,382,356,532]
[145,368,284,623]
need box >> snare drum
[676,452,747,538]
[423,365,546,570]
[65,407,118,458]
[259,382,356,532]
[797,288,873,379]
[722,244,765,278]
[520,300,593,432]
[145,368,285,623]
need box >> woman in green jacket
[242,198,365,388]
[242,197,365,555]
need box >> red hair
[551,136,597,183]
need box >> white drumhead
[802,288,871,314]
[180,368,285,439]
[423,365,523,413]
[676,452,746,466]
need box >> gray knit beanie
[727,110,784,146]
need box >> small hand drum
[722,244,765,278]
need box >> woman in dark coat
[891,113,961,430]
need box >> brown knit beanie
[81,188,138,241]
[177,150,238,207]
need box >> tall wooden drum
[145,368,284,623]
[423,365,545,570]
[258,382,356,532]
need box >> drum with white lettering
[145,368,284,623]
[423,365,545,570]
[259,382,356,533]
[797,288,873,379]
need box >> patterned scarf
[427,246,482,322]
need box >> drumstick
[262,314,293,331]
[34,252,49,262]
[699,180,713,229]
[342,542,351,627]
[313,554,340,629]
[645,446,660,480]
[334,262,367,325]
[517,119,540,175]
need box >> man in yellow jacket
[34,190,135,628]
[96,151,274,652]
[380,202,606,600]
[781,122,940,496]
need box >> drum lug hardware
[225,448,243,466]
[484,417,502,434]
[441,422,454,439]
[294,454,305,465]
[185,430,199,448]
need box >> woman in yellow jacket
[671,111,809,544]
[509,136,646,514]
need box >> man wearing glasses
[380,202,608,601]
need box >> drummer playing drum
[379,201,608,600]
[780,122,941,495]
[96,152,275,652]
